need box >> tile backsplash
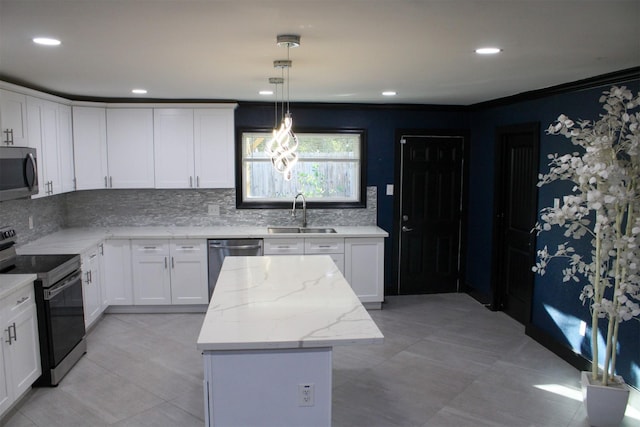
[0,187,378,245]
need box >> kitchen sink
[267,227,336,234]
[299,227,336,233]
[267,227,301,234]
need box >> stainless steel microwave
[0,146,38,201]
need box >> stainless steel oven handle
[44,271,82,300]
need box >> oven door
[43,271,85,366]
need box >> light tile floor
[3,294,638,426]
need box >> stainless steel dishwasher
[207,239,263,299]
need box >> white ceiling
[1,0,639,105]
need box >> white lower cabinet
[264,237,384,305]
[0,283,41,417]
[170,240,208,304]
[304,238,345,274]
[103,240,133,305]
[81,243,105,329]
[131,239,208,305]
[344,238,384,305]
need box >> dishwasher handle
[208,243,263,250]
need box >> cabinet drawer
[263,239,304,255]
[132,240,170,255]
[1,284,35,314]
[171,239,205,254]
[304,238,344,254]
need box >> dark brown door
[397,135,464,294]
[492,123,539,324]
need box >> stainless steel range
[0,226,86,386]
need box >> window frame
[235,127,367,209]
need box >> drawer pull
[16,296,29,305]
[143,246,158,250]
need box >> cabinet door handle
[109,176,113,188]
[85,271,91,284]
[164,257,168,269]
[105,176,108,188]
[99,243,104,255]
[196,176,200,187]
[3,129,14,145]
[190,176,193,188]
[5,323,17,344]
[171,256,175,269]
[16,296,29,305]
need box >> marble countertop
[0,274,36,299]
[196,255,384,351]
[17,226,388,255]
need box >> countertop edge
[196,336,384,352]
[17,226,389,255]
[0,274,37,299]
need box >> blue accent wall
[467,80,640,389]
[236,103,468,290]
[235,78,640,389]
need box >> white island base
[204,347,332,426]
[197,255,383,427]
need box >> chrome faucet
[291,192,307,228]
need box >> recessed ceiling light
[33,37,61,46]
[382,91,397,96]
[131,89,147,94]
[475,47,502,55]
[259,90,274,96]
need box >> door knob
[402,226,413,232]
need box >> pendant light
[265,34,300,181]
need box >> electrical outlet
[208,204,220,216]
[298,383,314,407]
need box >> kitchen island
[196,255,383,427]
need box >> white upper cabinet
[0,89,28,146]
[194,108,235,188]
[106,108,155,188]
[154,109,195,188]
[153,107,235,189]
[57,104,75,193]
[73,106,108,190]
[27,97,75,197]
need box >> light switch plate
[386,184,393,196]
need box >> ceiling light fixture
[33,37,61,46]
[131,89,147,94]
[475,47,502,55]
[259,90,274,96]
[265,34,300,181]
[382,91,397,96]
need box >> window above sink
[236,128,367,209]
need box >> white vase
[581,371,630,427]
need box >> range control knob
[0,228,16,240]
